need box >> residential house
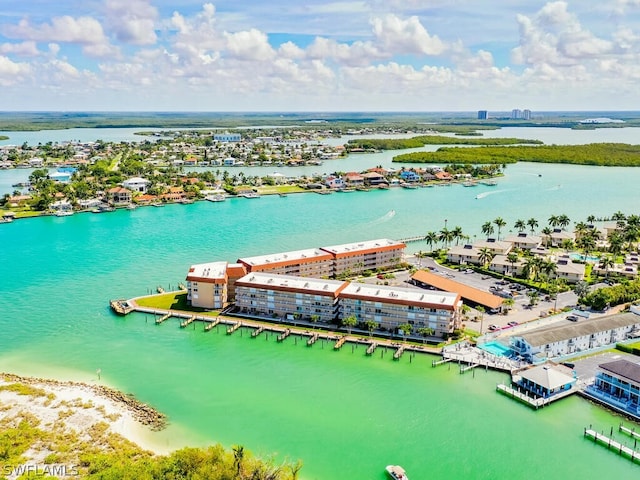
[106,187,132,204]
[122,177,150,193]
[490,254,525,276]
[504,232,542,250]
[325,175,346,190]
[399,170,421,183]
[473,238,512,256]
[515,364,577,399]
[361,171,387,186]
[555,256,586,283]
[344,172,365,187]
[447,244,482,265]
[584,359,640,420]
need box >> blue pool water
[479,341,513,357]
[569,253,600,262]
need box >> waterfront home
[399,170,420,183]
[361,171,387,186]
[160,187,186,202]
[514,363,577,399]
[447,244,482,265]
[489,254,525,276]
[340,283,462,338]
[554,256,586,283]
[186,262,229,309]
[510,311,640,363]
[7,194,32,207]
[134,194,158,205]
[473,238,513,256]
[106,187,132,205]
[235,272,348,324]
[411,270,503,312]
[50,199,73,212]
[434,171,453,181]
[324,175,346,190]
[237,248,334,278]
[548,228,575,247]
[504,232,542,251]
[122,177,150,193]
[344,172,365,187]
[584,359,640,420]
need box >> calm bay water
[2,127,640,479]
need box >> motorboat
[206,193,227,202]
[54,210,74,216]
[386,465,409,480]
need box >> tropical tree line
[392,143,640,166]
[345,135,541,151]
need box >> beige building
[504,232,542,250]
[339,283,462,338]
[235,272,348,323]
[447,244,481,265]
[186,262,228,309]
[237,248,334,278]
[320,238,406,277]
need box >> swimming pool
[569,253,599,262]
[479,341,513,357]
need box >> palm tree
[481,221,495,238]
[398,322,412,342]
[573,281,590,300]
[586,214,596,225]
[478,247,494,268]
[560,238,575,252]
[452,226,464,245]
[541,259,557,281]
[597,255,615,279]
[608,231,624,257]
[438,228,454,249]
[417,327,435,343]
[341,314,358,335]
[493,217,506,239]
[233,445,245,477]
[527,217,539,234]
[612,210,626,224]
[506,252,519,276]
[523,256,542,281]
[557,214,570,230]
[514,219,526,232]
[541,227,553,248]
[548,214,560,228]
[425,231,438,252]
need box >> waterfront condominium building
[237,248,334,278]
[186,261,229,309]
[234,272,348,323]
[319,238,406,277]
[339,283,462,337]
[477,110,488,120]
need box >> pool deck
[441,342,524,373]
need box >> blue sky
[0,1,639,111]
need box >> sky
[0,1,639,112]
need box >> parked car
[488,324,500,331]
[507,321,519,327]
[567,314,579,322]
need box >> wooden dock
[432,357,452,367]
[155,312,172,324]
[393,345,406,360]
[460,363,480,374]
[226,322,241,335]
[584,428,640,464]
[251,326,265,338]
[497,384,576,409]
[180,315,196,328]
[204,318,221,331]
[620,424,640,440]
[109,299,134,315]
[366,342,378,355]
[277,329,291,342]
[334,336,347,350]
[307,333,319,346]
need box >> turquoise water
[2,187,640,479]
[479,341,513,357]
[3,125,640,478]
[570,253,600,262]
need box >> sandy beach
[0,372,170,476]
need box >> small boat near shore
[54,210,74,217]
[206,193,227,202]
[386,465,409,480]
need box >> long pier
[252,326,265,338]
[584,428,640,464]
[620,424,640,440]
[112,297,442,358]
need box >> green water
[2,162,640,479]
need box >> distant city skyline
[0,1,639,111]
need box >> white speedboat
[54,210,74,216]
[206,194,227,202]
[386,465,409,480]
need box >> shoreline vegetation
[392,143,640,166]
[0,373,303,479]
[345,135,543,150]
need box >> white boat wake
[367,209,396,224]
[546,184,562,191]
[475,189,509,200]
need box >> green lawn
[135,292,219,316]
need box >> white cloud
[370,14,446,56]
[1,15,118,59]
[0,55,31,86]
[104,0,158,45]
[224,29,275,61]
[0,41,40,57]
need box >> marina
[3,133,640,478]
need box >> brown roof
[411,270,503,309]
[599,359,640,385]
